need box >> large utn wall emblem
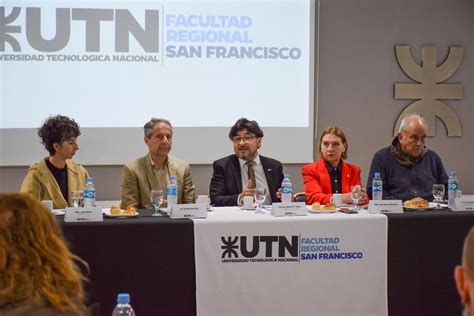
[394,45,463,136]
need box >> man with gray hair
[120,118,195,209]
[455,227,474,316]
[366,114,448,201]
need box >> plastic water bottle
[83,177,96,207]
[112,293,135,316]
[448,170,459,208]
[372,172,383,200]
[281,174,292,204]
[167,175,178,213]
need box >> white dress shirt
[238,154,271,205]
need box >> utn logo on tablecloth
[221,235,299,263]
[220,235,364,264]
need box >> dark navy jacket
[367,146,448,201]
[209,154,284,206]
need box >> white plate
[308,208,338,214]
[240,206,271,211]
[306,205,354,214]
[431,202,448,208]
[102,208,139,218]
[240,206,256,210]
[52,209,65,216]
[403,202,440,211]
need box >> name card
[368,200,403,214]
[271,202,308,217]
[453,198,474,211]
[64,207,103,222]
[170,203,207,219]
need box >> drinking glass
[150,189,164,216]
[71,190,84,208]
[254,188,267,214]
[432,184,445,209]
[350,185,362,212]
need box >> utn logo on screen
[0,6,159,62]
[1,4,306,63]
[220,235,364,264]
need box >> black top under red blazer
[302,158,363,205]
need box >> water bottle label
[282,186,293,194]
[83,190,96,199]
[373,185,382,192]
[448,183,458,190]
[167,187,177,195]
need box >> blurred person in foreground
[366,114,448,201]
[20,115,89,209]
[0,193,89,315]
[455,227,474,316]
[302,126,367,205]
[121,118,195,209]
[209,118,284,206]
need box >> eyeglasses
[232,136,257,144]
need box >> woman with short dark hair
[20,115,89,209]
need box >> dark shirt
[45,158,68,202]
[325,160,342,194]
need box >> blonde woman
[0,193,89,315]
[302,126,367,205]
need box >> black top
[45,158,68,202]
[325,160,342,194]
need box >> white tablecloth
[193,207,388,316]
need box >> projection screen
[0,0,316,165]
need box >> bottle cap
[170,175,176,180]
[117,293,130,304]
[284,174,290,179]
[450,171,456,176]
[87,177,93,182]
[374,172,380,177]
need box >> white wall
[1,0,473,198]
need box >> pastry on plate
[311,202,337,211]
[311,202,321,210]
[404,197,429,208]
[110,205,122,215]
[322,202,337,210]
[123,205,137,215]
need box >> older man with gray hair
[120,118,195,209]
[366,114,448,201]
[455,227,474,316]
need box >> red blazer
[302,158,364,205]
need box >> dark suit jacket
[210,154,284,206]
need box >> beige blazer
[120,155,196,209]
[20,158,89,209]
